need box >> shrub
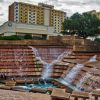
[0,35,22,40]
[24,34,32,39]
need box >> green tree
[62,12,100,38]
[94,38,100,44]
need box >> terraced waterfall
[29,46,71,79]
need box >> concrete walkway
[0,89,51,100]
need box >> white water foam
[64,64,84,83]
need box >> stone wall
[0,36,99,52]
[73,45,100,52]
[0,40,64,46]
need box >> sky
[0,0,100,25]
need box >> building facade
[95,12,100,19]
[9,2,66,33]
[0,21,56,37]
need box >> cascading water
[29,46,52,79]
[54,50,72,63]
[14,49,23,77]
[58,55,97,91]
[75,55,97,90]
[41,50,72,79]
[29,46,71,79]
[76,73,92,90]
[29,46,45,63]
[76,67,97,90]
[89,55,97,62]
[63,55,97,84]
[42,63,53,79]
[64,64,84,83]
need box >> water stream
[64,64,84,83]
[29,46,71,79]
[23,47,97,90]
[42,63,53,79]
[89,55,97,62]
[76,73,92,89]
[14,49,23,77]
[76,55,97,89]
[60,55,97,91]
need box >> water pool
[16,82,56,91]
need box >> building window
[16,13,18,15]
[16,10,18,12]
[15,3,18,6]
[15,7,18,9]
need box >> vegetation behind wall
[0,34,47,40]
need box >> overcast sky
[0,0,100,25]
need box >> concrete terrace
[0,36,99,100]
[0,89,51,100]
[0,89,100,100]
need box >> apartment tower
[9,2,66,33]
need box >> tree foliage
[94,38,100,44]
[62,12,100,38]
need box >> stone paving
[0,89,51,100]
[0,89,100,100]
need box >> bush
[24,34,32,39]
[0,35,23,40]
[3,36,18,40]
[32,35,47,40]
[0,34,47,40]
[0,36,4,40]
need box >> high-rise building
[9,2,66,33]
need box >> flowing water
[29,46,45,64]
[14,48,29,78]
[76,55,97,89]
[76,73,92,89]
[64,64,84,83]
[14,49,24,77]
[89,55,97,62]
[63,55,97,86]
[41,63,53,79]
[29,46,71,79]
[41,51,71,79]
[16,46,97,90]
[59,79,79,91]
[28,47,97,91]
